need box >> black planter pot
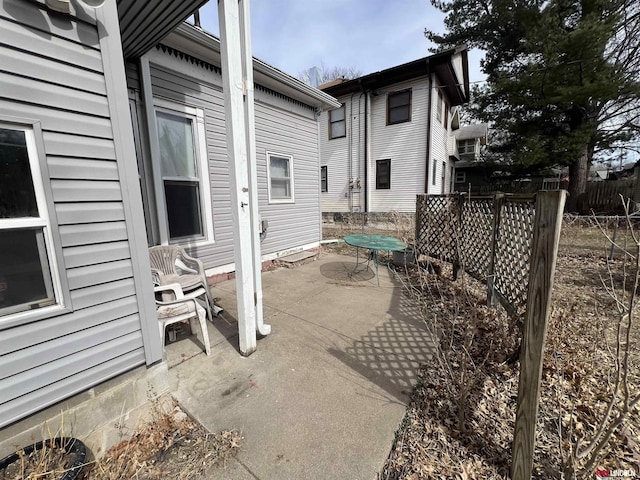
[0,437,87,480]
[392,246,415,266]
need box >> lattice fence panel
[493,198,535,317]
[459,197,494,280]
[416,193,537,320]
[415,195,459,263]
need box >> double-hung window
[0,123,63,320]
[267,152,294,203]
[154,100,213,244]
[376,159,391,189]
[387,90,411,125]
[329,105,346,139]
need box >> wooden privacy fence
[579,178,634,214]
[415,190,567,480]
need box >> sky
[195,0,486,85]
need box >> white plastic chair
[149,245,214,322]
[155,282,211,356]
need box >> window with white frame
[455,170,466,183]
[436,89,443,123]
[458,139,476,155]
[0,124,61,318]
[154,100,213,243]
[268,152,294,203]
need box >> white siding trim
[96,2,162,365]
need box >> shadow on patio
[166,253,436,480]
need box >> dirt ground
[323,218,640,479]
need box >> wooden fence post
[415,195,424,257]
[511,190,567,480]
[452,193,463,280]
[486,192,504,306]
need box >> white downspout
[218,0,257,356]
[239,0,270,337]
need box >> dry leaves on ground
[90,399,240,480]
[379,226,639,480]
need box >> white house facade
[319,47,470,214]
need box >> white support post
[218,0,257,355]
[239,0,270,337]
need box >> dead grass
[0,398,240,480]
[375,219,639,479]
[89,398,240,480]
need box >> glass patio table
[343,234,407,286]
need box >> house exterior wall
[428,77,454,196]
[319,93,366,212]
[126,45,322,271]
[369,77,429,212]
[320,74,456,214]
[0,0,160,429]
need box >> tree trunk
[566,147,589,213]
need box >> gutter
[171,23,341,110]
[363,87,369,212]
[425,61,433,193]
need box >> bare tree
[298,61,362,87]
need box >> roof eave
[322,45,469,106]
[163,23,340,110]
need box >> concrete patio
[165,252,434,480]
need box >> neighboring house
[0,0,337,440]
[451,123,490,192]
[319,47,470,214]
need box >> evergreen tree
[427,0,640,210]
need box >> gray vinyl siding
[0,1,146,428]
[127,48,321,269]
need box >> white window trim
[266,151,295,204]
[0,122,67,327]
[152,98,214,247]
